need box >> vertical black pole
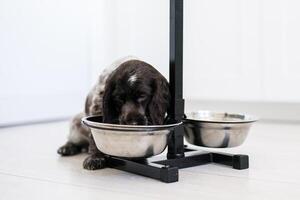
[167,0,185,159]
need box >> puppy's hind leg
[57,113,90,156]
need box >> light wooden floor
[0,120,300,200]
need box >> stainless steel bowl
[82,116,182,158]
[183,111,258,148]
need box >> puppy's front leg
[83,134,106,170]
[57,113,89,156]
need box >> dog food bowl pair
[82,111,258,158]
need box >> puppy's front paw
[83,154,106,170]
[57,143,81,156]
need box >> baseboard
[1,98,299,128]
[185,99,300,122]
[0,93,85,127]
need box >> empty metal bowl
[183,111,258,148]
[82,116,181,158]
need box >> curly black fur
[103,60,170,125]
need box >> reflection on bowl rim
[183,111,258,124]
[82,116,182,133]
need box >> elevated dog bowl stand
[105,0,249,183]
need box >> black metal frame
[105,0,249,183]
[106,147,249,183]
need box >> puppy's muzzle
[120,113,148,125]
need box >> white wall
[111,0,300,103]
[0,0,115,125]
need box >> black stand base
[105,147,249,183]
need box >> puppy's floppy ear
[102,77,117,123]
[148,76,170,125]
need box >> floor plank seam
[0,170,164,199]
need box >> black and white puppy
[57,57,170,170]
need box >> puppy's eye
[137,94,147,102]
